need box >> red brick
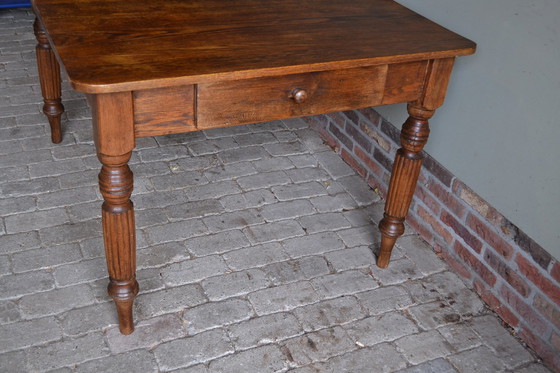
[453,179,504,228]
[359,118,392,152]
[355,146,384,178]
[533,294,560,330]
[340,148,366,178]
[440,210,483,253]
[343,110,360,125]
[484,249,530,297]
[441,250,472,280]
[473,279,520,328]
[512,224,552,270]
[551,332,560,352]
[454,240,496,286]
[417,205,453,244]
[406,213,433,245]
[367,175,387,198]
[551,261,560,283]
[345,120,373,152]
[415,184,441,215]
[423,155,453,187]
[373,147,393,172]
[499,284,548,334]
[518,327,560,373]
[357,107,381,126]
[466,213,514,259]
[327,112,346,128]
[328,122,353,150]
[516,254,560,307]
[426,180,465,218]
[380,119,401,144]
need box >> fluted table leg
[91,92,138,334]
[33,18,64,144]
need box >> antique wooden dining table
[32,0,475,334]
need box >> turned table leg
[33,18,64,144]
[91,92,138,334]
[377,105,433,268]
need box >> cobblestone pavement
[0,8,553,373]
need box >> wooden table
[32,0,475,334]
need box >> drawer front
[197,65,388,129]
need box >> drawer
[197,65,389,129]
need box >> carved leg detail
[34,18,64,143]
[377,105,433,268]
[98,152,138,334]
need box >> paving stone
[0,316,61,353]
[243,220,305,244]
[311,270,378,298]
[229,312,303,349]
[0,270,55,299]
[448,345,506,373]
[27,332,109,372]
[408,301,462,330]
[237,170,290,191]
[370,257,424,286]
[283,326,356,365]
[325,246,376,272]
[166,199,224,221]
[219,189,277,211]
[355,286,414,316]
[438,323,483,352]
[338,175,381,206]
[5,207,69,233]
[222,242,289,271]
[209,344,288,373]
[0,300,20,324]
[182,298,253,335]
[150,170,207,191]
[0,231,41,254]
[106,314,187,354]
[186,229,250,256]
[265,141,308,156]
[395,358,458,373]
[202,268,271,301]
[0,350,28,373]
[309,193,358,213]
[75,349,158,373]
[12,243,82,273]
[261,200,316,222]
[249,281,320,315]
[218,145,270,164]
[188,137,239,156]
[345,312,418,347]
[395,330,453,365]
[145,219,208,245]
[161,255,229,286]
[137,144,189,162]
[0,195,35,216]
[252,157,294,172]
[285,167,330,184]
[300,343,408,373]
[282,231,345,258]
[203,208,264,232]
[298,212,352,234]
[53,257,107,287]
[0,255,11,276]
[293,296,364,332]
[19,283,94,318]
[61,302,118,336]
[137,241,189,269]
[176,153,219,171]
[29,157,86,178]
[289,154,319,168]
[514,363,554,373]
[272,181,327,201]
[264,256,330,286]
[171,364,209,373]
[154,328,234,371]
[337,225,379,248]
[343,209,376,227]
[39,218,102,246]
[135,284,207,319]
[314,151,356,180]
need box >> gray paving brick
[0,270,54,300]
[285,167,330,183]
[309,193,358,213]
[396,358,458,373]
[161,255,228,286]
[298,212,352,234]
[397,235,447,275]
[166,199,224,221]
[243,220,305,244]
[283,326,355,366]
[106,314,187,354]
[135,284,207,319]
[171,364,209,373]
[202,268,271,301]
[311,270,378,298]
[154,328,234,371]
[39,218,102,246]
[75,349,158,373]
[229,312,303,350]
[395,330,453,365]
[408,301,462,330]
[337,225,379,248]
[346,311,418,347]
[189,137,239,156]
[325,246,375,272]
[60,302,118,336]
[185,180,241,201]
[186,229,250,256]
[264,256,330,285]
[53,257,107,287]
[338,175,381,206]
[247,120,286,132]
[145,219,208,245]
[58,169,99,189]
[0,195,35,217]
[222,242,289,271]
[5,207,69,233]
[27,332,109,372]
[237,170,290,191]
[438,323,483,352]
[135,190,188,210]
[252,157,294,172]
[235,131,278,146]
[0,350,27,373]
[182,298,253,335]
[447,345,506,373]
[265,141,308,156]
[272,181,327,201]
[137,144,190,162]
[137,241,189,269]
[289,154,319,168]
[0,255,10,276]
[282,231,345,258]
[0,316,61,353]
[219,189,277,211]
[293,296,365,332]
[0,300,20,324]
[314,151,356,180]
[203,208,264,232]
[261,199,316,222]
[135,207,168,228]
[12,243,82,273]
[248,281,320,315]
[514,363,554,373]
[19,283,94,318]
[150,170,208,191]
[209,344,288,373]
[0,231,41,254]
[370,257,424,286]
[0,165,29,185]
[356,285,414,316]
[204,161,257,182]
[29,158,86,178]
[218,145,270,164]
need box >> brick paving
[0,8,553,373]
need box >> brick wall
[305,109,560,372]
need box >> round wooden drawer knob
[291,88,308,104]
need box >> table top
[33,0,475,93]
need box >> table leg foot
[109,279,139,335]
[377,104,433,267]
[33,18,64,144]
